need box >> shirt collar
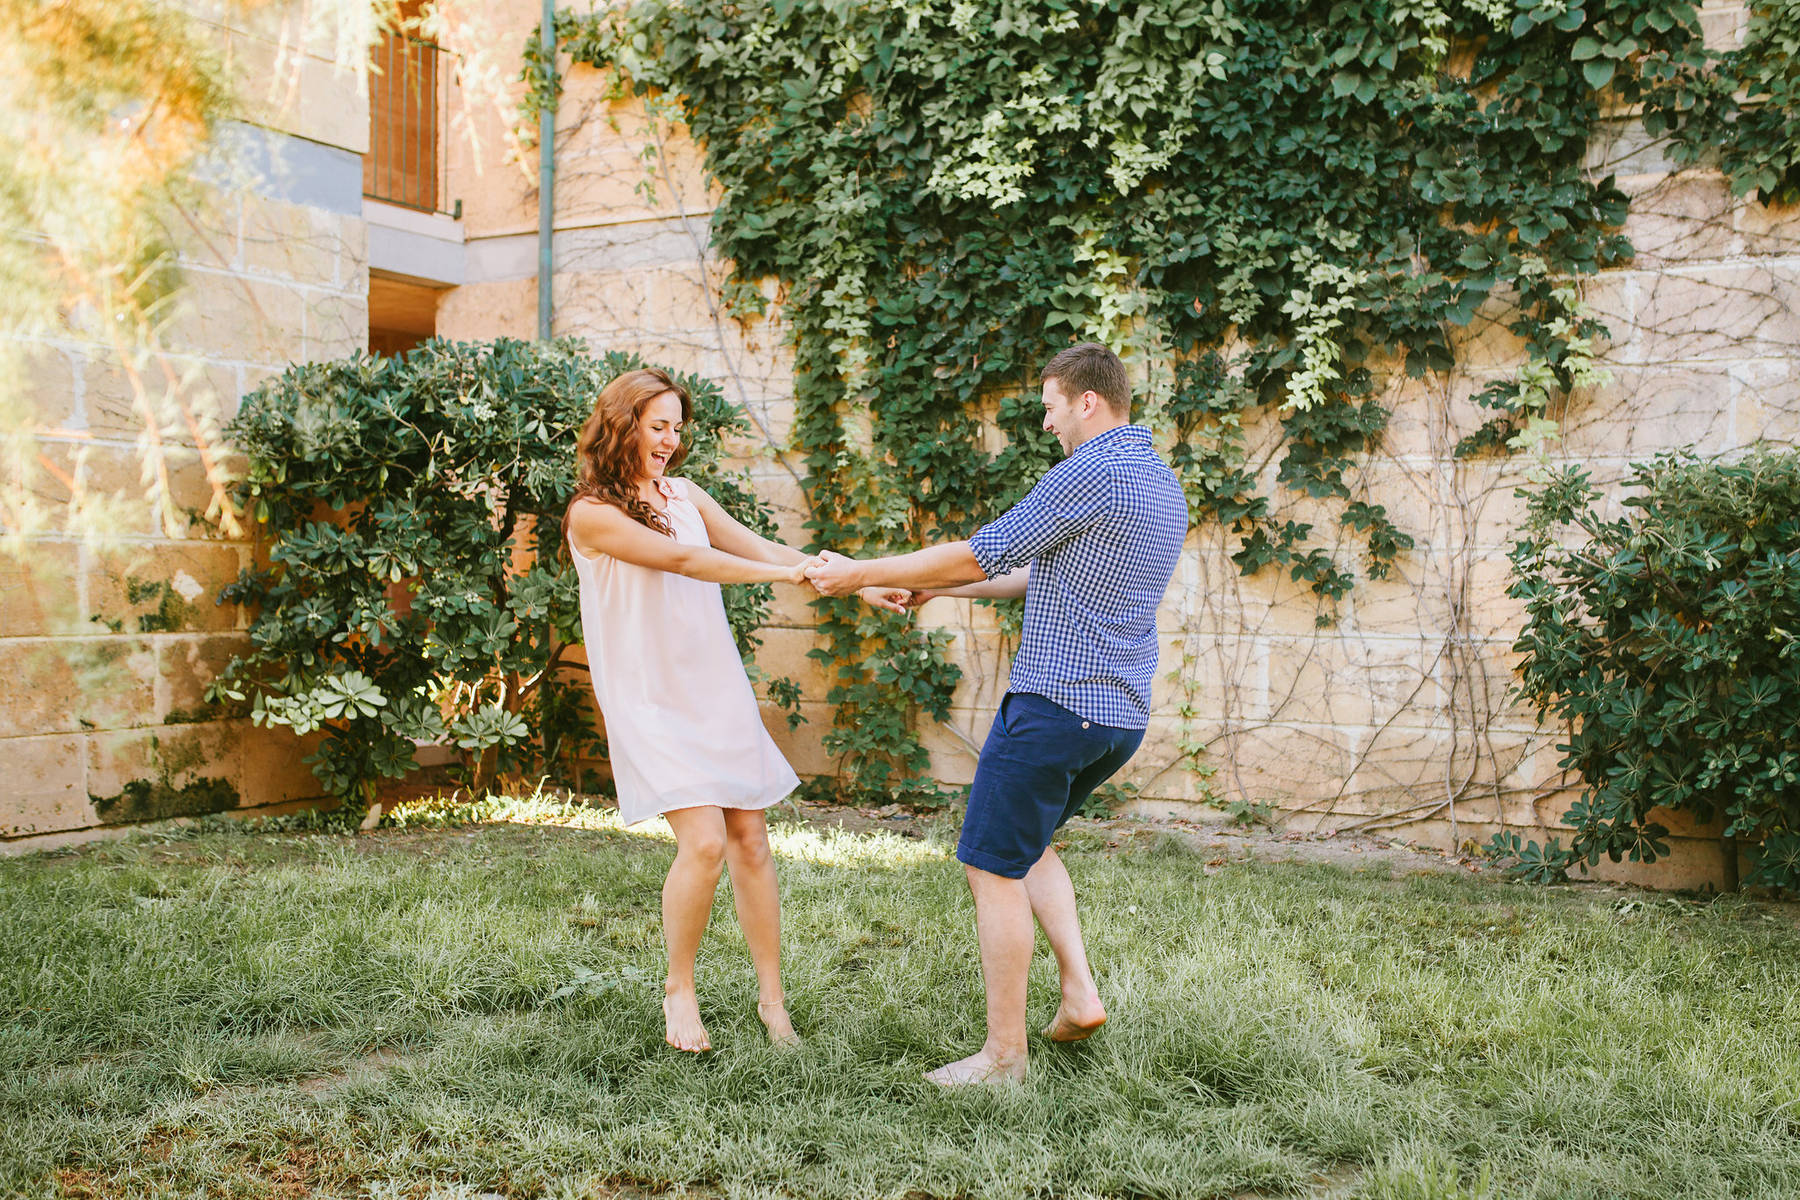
[1071,423,1150,460]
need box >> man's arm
[913,566,1029,604]
[809,455,1102,598]
[806,542,986,595]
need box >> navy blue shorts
[956,692,1144,879]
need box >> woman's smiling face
[637,390,685,480]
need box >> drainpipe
[536,0,556,341]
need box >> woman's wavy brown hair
[564,367,692,540]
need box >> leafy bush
[210,338,791,812]
[1504,450,1800,891]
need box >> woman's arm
[683,481,910,612]
[568,499,813,585]
[683,480,806,566]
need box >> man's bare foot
[924,1049,1026,1087]
[663,986,711,1053]
[1042,996,1107,1043]
[757,1000,800,1048]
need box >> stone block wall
[13,2,1787,893]
[2,8,369,850]
[424,2,1800,889]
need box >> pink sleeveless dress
[567,477,799,825]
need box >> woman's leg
[661,806,728,1052]
[721,808,797,1044]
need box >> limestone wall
[2,6,369,849]
[11,2,1787,892]
[425,2,1798,889]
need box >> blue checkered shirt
[969,424,1189,729]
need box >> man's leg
[1027,725,1142,1043]
[924,864,1035,1086]
[933,693,1123,1085]
[1023,846,1106,1041]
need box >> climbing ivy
[524,0,1793,802]
[1669,1,1800,205]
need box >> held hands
[797,549,912,614]
[802,548,861,597]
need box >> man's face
[1040,377,1086,456]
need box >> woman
[564,367,903,1052]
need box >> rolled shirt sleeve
[969,458,1110,578]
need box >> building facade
[5,2,1794,891]
[5,4,369,847]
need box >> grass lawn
[3,797,1798,1200]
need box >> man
[805,342,1189,1085]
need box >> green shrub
[210,338,791,812]
[1504,450,1800,891]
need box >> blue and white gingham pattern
[969,424,1189,729]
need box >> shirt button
[1082,721,1090,728]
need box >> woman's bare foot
[663,985,711,1052]
[756,1000,800,1048]
[1042,994,1107,1043]
[924,1048,1026,1087]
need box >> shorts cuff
[955,842,1033,880]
